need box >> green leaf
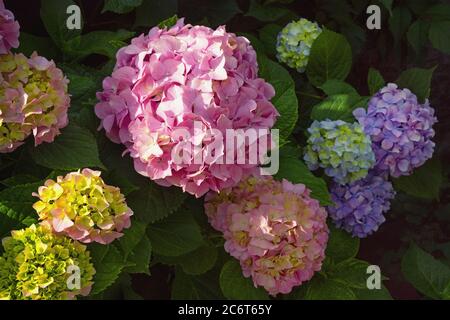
[258,55,298,142]
[379,0,393,15]
[393,158,442,200]
[1,175,39,187]
[354,285,393,300]
[90,244,127,295]
[402,243,450,299]
[147,210,203,257]
[331,259,370,289]
[246,0,290,22]
[118,220,147,258]
[172,268,224,299]
[388,7,412,45]
[0,182,41,226]
[102,0,143,14]
[65,30,135,59]
[310,94,362,122]
[425,4,450,21]
[259,23,282,57]
[124,235,152,274]
[135,0,178,28]
[179,243,218,275]
[158,15,179,29]
[220,260,269,300]
[320,80,358,96]
[396,66,436,103]
[368,68,385,95]
[127,183,187,224]
[407,20,430,54]
[103,170,139,197]
[325,224,360,263]
[156,242,218,276]
[275,153,331,206]
[429,21,450,55]
[0,215,22,239]
[306,29,352,88]
[305,276,356,300]
[40,0,82,49]
[31,124,105,170]
[17,33,59,60]
[66,71,96,100]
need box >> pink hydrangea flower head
[205,175,329,296]
[0,0,20,54]
[33,168,133,244]
[0,52,69,153]
[95,19,278,197]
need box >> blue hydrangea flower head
[328,171,395,238]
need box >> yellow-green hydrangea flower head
[0,222,95,300]
[276,18,322,72]
[33,168,133,244]
[304,120,376,185]
[0,52,69,153]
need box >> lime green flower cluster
[0,223,95,300]
[276,18,322,72]
[33,169,133,245]
[304,120,375,185]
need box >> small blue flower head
[276,18,322,72]
[328,171,396,238]
[304,119,376,184]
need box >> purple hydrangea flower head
[353,83,437,177]
[328,170,395,238]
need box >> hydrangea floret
[205,175,329,296]
[33,168,133,244]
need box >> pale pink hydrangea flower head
[0,52,69,153]
[95,19,278,197]
[205,175,329,296]
[0,0,19,54]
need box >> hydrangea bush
[0,0,447,301]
